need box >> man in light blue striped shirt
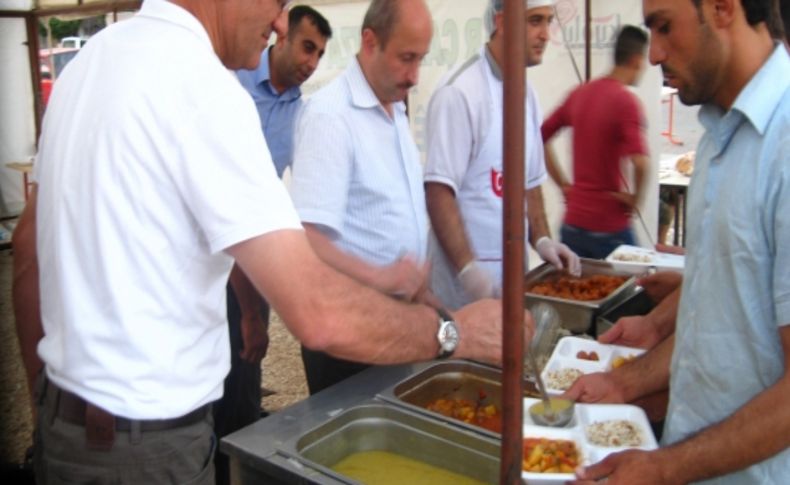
[290,0,436,394]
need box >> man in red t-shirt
[542,25,650,259]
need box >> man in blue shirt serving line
[564,0,790,484]
[213,6,331,485]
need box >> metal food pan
[294,403,499,484]
[377,360,539,438]
[524,259,636,333]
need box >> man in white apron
[424,0,580,310]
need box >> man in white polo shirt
[424,0,581,310]
[289,0,435,394]
[12,0,529,482]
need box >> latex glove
[535,237,581,276]
[458,261,497,301]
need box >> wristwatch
[436,308,460,359]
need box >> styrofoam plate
[605,244,684,274]
[521,398,658,482]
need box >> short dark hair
[690,0,773,26]
[768,0,787,40]
[614,25,648,66]
[289,5,332,40]
[361,0,401,48]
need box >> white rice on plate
[545,368,584,390]
[586,420,643,447]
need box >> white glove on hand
[458,261,497,301]
[535,237,581,276]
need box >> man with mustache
[212,7,331,484]
[423,0,580,310]
[564,0,790,483]
[288,0,438,394]
[12,0,528,482]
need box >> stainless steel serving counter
[220,362,434,484]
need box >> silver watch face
[439,320,460,351]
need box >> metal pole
[25,12,44,141]
[500,0,525,482]
[585,0,592,82]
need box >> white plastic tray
[605,244,684,274]
[540,336,646,395]
[521,398,658,484]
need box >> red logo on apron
[491,168,504,198]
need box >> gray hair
[361,0,401,48]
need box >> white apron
[430,62,538,310]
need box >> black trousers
[300,347,369,395]
[213,284,269,485]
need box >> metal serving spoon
[526,303,574,427]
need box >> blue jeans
[560,223,636,260]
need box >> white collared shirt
[34,0,301,419]
[290,57,428,265]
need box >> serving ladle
[526,303,575,427]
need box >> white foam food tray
[521,398,658,484]
[540,336,646,395]
[605,244,684,274]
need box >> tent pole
[500,0,526,482]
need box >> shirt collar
[699,44,789,151]
[347,56,406,114]
[243,47,302,100]
[253,47,273,89]
[483,45,503,81]
[732,44,790,135]
[142,0,214,52]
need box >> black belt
[54,384,210,433]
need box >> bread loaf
[675,151,695,176]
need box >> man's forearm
[227,230,508,367]
[544,145,570,190]
[425,183,475,273]
[228,231,440,363]
[631,154,649,207]
[648,287,680,342]
[303,224,388,289]
[12,189,44,398]
[526,186,551,246]
[614,333,673,402]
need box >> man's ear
[494,11,505,36]
[708,0,736,28]
[360,28,379,55]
